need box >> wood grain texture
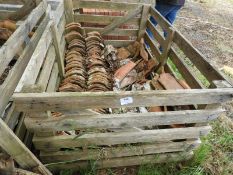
[33,126,211,150]
[40,140,199,163]
[12,88,233,112]
[25,109,223,132]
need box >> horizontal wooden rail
[74,14,140,26]
[46,151,193,171]
[33,126,211,150]
[104,40,135,47]
[73,0,141,11]
[40,140,199,163]
[12,89,233,112]
[84,27,138,36]
[25,109,223,132]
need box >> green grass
[138,115,233,175]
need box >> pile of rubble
[55,23,192,134]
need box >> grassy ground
[138,115,233,175]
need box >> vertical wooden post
[0,119,52,175]
[64,0,74,23]
[50,18,65,78]
[138,5,150,40]
[155,27,175,73]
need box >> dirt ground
[175,0,233,68]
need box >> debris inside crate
[54,22,193,136]
[0,20,17,46]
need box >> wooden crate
[0,1,49,118]
[11,0,233,172]
[1,0,65,146]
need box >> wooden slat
[64,0,74,23]
[46,63,59,92]
[84,27,138,36]
[169,48,204,89]
[144,32,161,61]
[173,31,229,84]
[33,126,211,150]
[138,5,150,39]
[0,1,46,77]
[40,140,199,163]
[15,21,52,92]
[50,20,65,77]
[149,7,172,32]
[74,13,140,26]
[73,0,141,11]
[13,88,233,112]
[57,15,66,44]
[0,119,52,174]
[146,20,166,49]
[101,5,143,35]
[0,13,50,115]
[51,0,64,27]
[37,46,56,91]
[25,109,223,132]
[0,4,22,11]
[104,40,134,47]
[46,151,193,171]
[0,11,15,20]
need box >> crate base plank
[40,140,200,163]
[46,151,194,172]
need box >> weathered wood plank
[144,32,161,61]
[46,63,59,92]
[40,140,199,163]
[0,4,22,11]
[146,20,166,48]
[101,5,143,35]
[0,119,52,174]
[74,13,140,26]
[138,5,150,39]
[33,126,211,149]
[0,13,50,114]
[73,0,141,11]
[169,48,204,89]
[84,27,138,36]
[37,46,56,91]
[15,21,52,92]
[0,1,46,77]
[64,0,74,23]
[51,0,64,27]
[46,151,193,171]
[150,7,172,32]
[13,88,233,112]
[25,109,223,132]
[50,20,65,77]
[104,40,135,47]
